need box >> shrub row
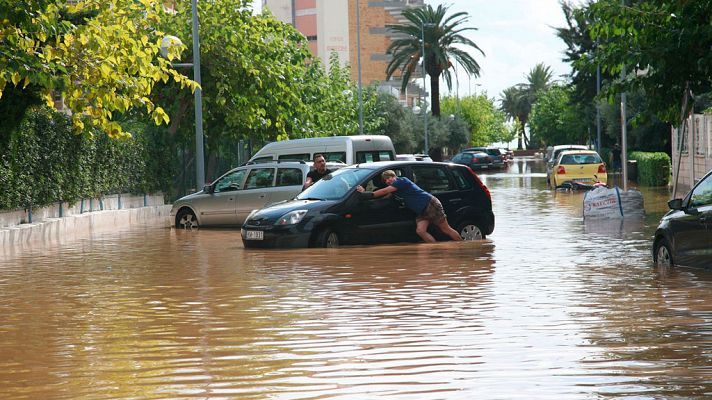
[0,107,170,211]
[629,151,671,186]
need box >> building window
[306,35,317,41]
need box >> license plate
[244,230,264,240]
[573,178,592,182]
[481,165,488,169]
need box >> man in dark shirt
[304,154,332,189]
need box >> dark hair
[313,153,325,162]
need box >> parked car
[462,147,506,169]
[249,135,396,165]
[451,151,493,170]
[653,168,712,269]
[546,144,588,185]
[550,150,607,188]
[241,161,495,248]
[396,154,433,162]
[170,161,342,229]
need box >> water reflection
[1,158,711,399]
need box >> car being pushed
[653,168,712,269]
[551,150,607,189]
[241,161,495,248]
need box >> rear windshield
[559,153,602,165]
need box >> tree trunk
[430,74,440,117]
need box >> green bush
[0,107,167,211]
[629,151,671,186]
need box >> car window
[214,169,247,192]
[689,174,712,208]
[363,167,405,191]
[244,168,275,190]
[450,167,474,190]
[278,153,310,161]
[356,151,394,163]
[451,154,462,162]
[298,168,373,200]
[411,165,453,193]
[276,168,303,187]
[323,152,347,163]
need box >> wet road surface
[1,158,711,399]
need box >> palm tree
[386,4,483,118]
[500,63,555,149]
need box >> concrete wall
[672,113,712,193]
[0,194,170,249]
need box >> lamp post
[421,22,434,155]
[355,0,364,135]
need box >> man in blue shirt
[356,170,462,243]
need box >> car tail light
[465,166,491,201]
[556,166,566,174]
[598,164,606,173]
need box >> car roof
[558,150,599,156]
[349,160,461,170]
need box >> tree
[528,85,588,146]
[442,94,509,147]
[385,4,484,118]
[584,0,712,123]
[0,0,197,140]
[500,85,528,149]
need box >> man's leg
[415,219,436,243]
[436,219,463,241]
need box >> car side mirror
[667,198,683,210]
[203,184,214,194]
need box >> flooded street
[2,158,712,399]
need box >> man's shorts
[416,196,447,224]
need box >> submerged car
[170,161,341,228]
[463,147,506,169]
[653,168,712,269]
[241,161,495,248]
[550,150,607,188]
[546,144,589,185]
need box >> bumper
[241,226,312,248]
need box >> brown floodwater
[2,158,711,399]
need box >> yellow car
[551,150,607,188]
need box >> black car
[653,168,712,268]
[451,151,493,170]
[241,161,495,248]
[462,147,506,169]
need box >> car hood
[246,198,338,224]
[175,190,205,204]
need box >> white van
[249,135,396,165]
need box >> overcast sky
[252,0,572,102]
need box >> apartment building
[262,0,424,107]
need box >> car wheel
[458,222,485,240]
[314,228,339,248]
[176,208,198,230]
[654,238,674,269]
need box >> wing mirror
[667,198,683,210]
[203,184,214,194]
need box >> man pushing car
[356,170,462,243]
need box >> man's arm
[373,186,397,198]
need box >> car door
[236,167,276,224]
[411,164,461,223]
[271,166,306,202]
[348,167,415,243]
[199,169,247,225]
[673,173,712,268]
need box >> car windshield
[296,167,375,200]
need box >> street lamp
[160,0,205,191]
[355,0,364,135]
[421,22,435,155]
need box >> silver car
[171,161,315,229]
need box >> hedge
[629,151,671,186]
[0,107,170,211]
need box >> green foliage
[584,0,712,124]
[442,95,508,147]
[629,151,671,186]
[528,85,588,146]
[0,0,197,138]
[0,107,166,210]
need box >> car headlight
[245,209,259,223]
[275,210,308,225]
